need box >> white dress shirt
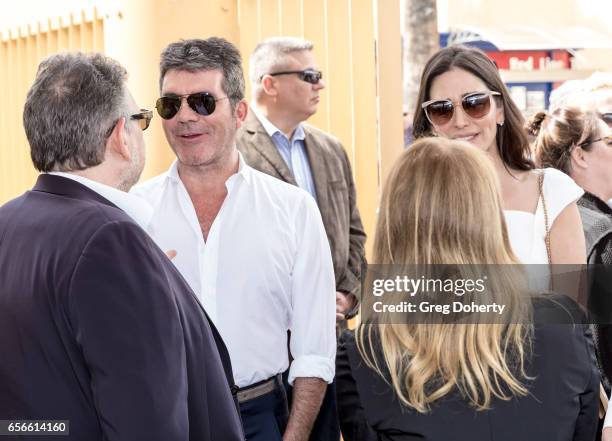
[131,154,336,387]
[47,172,153,229]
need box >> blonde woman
[336,138,599,440]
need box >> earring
[498,121,505,127]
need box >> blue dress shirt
[250,104,318,201]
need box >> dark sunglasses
[131,109,153,131]
[422,91,501,126]
[268,69,323,85]
[155,92,228,120]
[105,109,153,137]
[600,112,612,128]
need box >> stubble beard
[118,148,145,192]
[174,118,238,172]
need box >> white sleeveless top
[503,168,583,264]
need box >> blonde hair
[357,137,532,413]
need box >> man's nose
[176,97,198,122]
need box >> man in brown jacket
[236,36,366,441]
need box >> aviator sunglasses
[155,92,228,120]
[267,69,323,85]
[422,91,501,126]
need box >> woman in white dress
[411,45,585,265]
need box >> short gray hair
[23,52,128,172]
[159,38,245,109]
[249,37,313,94]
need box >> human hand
[336,291,357,321]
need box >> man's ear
[261,75,278,97]
[106,117,131,161]
[234,99,249,129]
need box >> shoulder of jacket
[303,123,342,146]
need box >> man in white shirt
[236,36,367,441]
[0,52,244,441]
[132,37,336,441]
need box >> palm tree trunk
[403,0,439,112]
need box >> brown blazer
[237,110,366,302]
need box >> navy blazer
[337,315,600,441]
[0,175,244,441]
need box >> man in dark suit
[0,52,244,441]
[236,37,367,441]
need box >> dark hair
[412,45,534,171]
[23,52,128,172]
[529,106,600,174]
[159,37,245,109]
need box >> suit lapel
[243,111,297,185]
[303,126,330,211]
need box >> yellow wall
[0,9,104,203]
[237,0,403,256]
[102,0,241,179]
[0,0,404,257]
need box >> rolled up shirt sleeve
[288,194,337,385]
